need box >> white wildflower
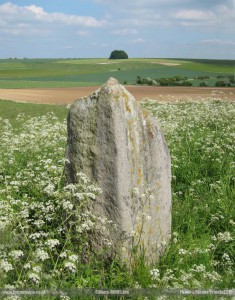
[44,183,55,195]
[29,231,48,240]
[192,264,206,273]
[74,193,85,201]
[35,249,49,261]
[9,250,24,260]
[62,200,73,211]
[60,295,70,300]
[77,172,89,184]
[23,262,31,269]
[59,251,67,258]
[85,192,96,200]
[64,261,76,273]
[217,231,233,242]
[4,296,21,300]
[203,271,222,282]
[68,254,78,262]
[134,282,141,289]
[32,265,42,273]
[179,249,188,255]
[28,272,40,284]
[0,260,13,272]
[33,220,45,228]
[211,260,219,267]
[222,253,231,261]
[45,239,60,249]
[150,268,160,280]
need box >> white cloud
[0,0,235,58]
[215,4,235,23]
[111,29,138,35]
[132,38,145,44]
[35,5,105,27]
[0,2,105,35]
[26,5,46,17]
[175,9,214,21]
[173,4,235,31]
[199,39,235,45]
[94,0,186,5]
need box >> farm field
[0,86,235,104]
[0,58,235,89]
[0,57,234,298]
[0,97,234,297]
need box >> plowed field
[0,86,234,105]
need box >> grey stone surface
[65,77,171,263]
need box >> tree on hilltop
[109,50,128,59]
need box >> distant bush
[157,77,192,86]
[200,81,208,87]
[109,50,128,59]
[136,76,142,84]
[136,76,158,86]
[181,81,192,86]
[217,75,227,79]
[136,76,192,86]
[215,81,231,87]
[230,78,235,84]
[228,75,235,84]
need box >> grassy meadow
[0,58,235,88]
[0,94,234,299]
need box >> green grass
[0,58,235,88]
[0,98,234,299]
[0,80,99,88]
[0,99,67,126]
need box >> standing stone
[65,78,171,264]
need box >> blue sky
[0,0,234,59]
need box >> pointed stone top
[106,77,119,85]
[99,77,133,101]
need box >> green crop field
[0,58,235,88]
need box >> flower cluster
[1,97,234,291]
[0,113,112,290]
[142,97,235,289]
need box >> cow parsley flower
[44,183,55,195]
[9,250,24,260]
[62,200,73,211]
[215,231,233,242]
[28,272,40,284]
[68,254,78,262]
[23,262,31,269]
[35,249,49,261]
[179,249,188,255]
[0,260,14,272]
[59,251,67,258]
[150,268,160,280]
[45,239,60,249]
[64,261,76,273]
[32,265,42,273]
[33,220,45,228]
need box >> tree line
[135,74,235,87]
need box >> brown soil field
[0,86,234,105]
